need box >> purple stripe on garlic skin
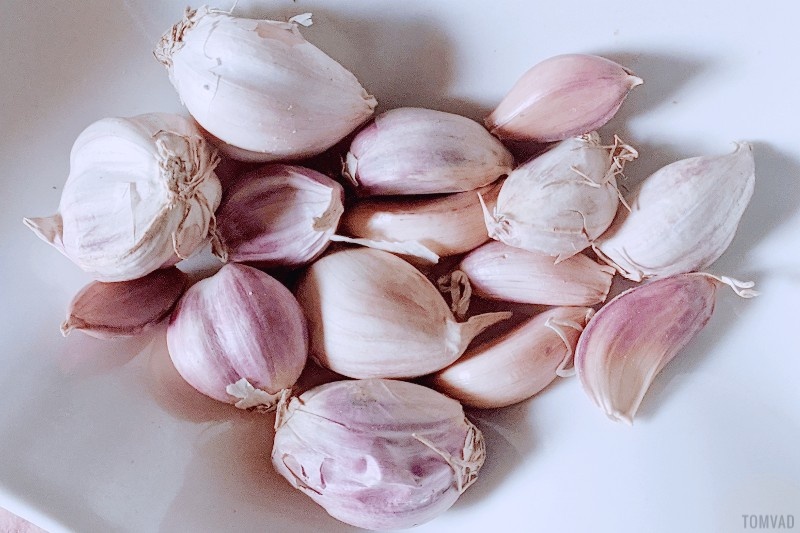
[166,263,308,410]
[272,379,485,530]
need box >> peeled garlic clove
[575,272,758,424]
[23,113,221,282]
[344,107,514,195]
[459,241,615,306]
[486,54,642,142]
[155,8,376,162]
[272,378,485,530]
[339,181,502,259]
[429,307,593,409]
[62,267,188,339]
[483,133,636,260]
[167,263,308,410]
[295,248,511,379]
[594,142,756,281]
[211,164,344,268]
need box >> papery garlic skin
[339,181,502,259]
[62,267,188,339]
[211,164,344,268]
[167,263,308,410]
[155,8,376,162]
[594,142,755,281]
[486,54,642,142]
[574,272,757,424]
[483,133,635,260]
[344,107,514,195]
[459,241,615,306]
[295,248,511,379]
[24,113,221,282]
[272,379,485,530]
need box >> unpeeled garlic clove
[62,267,188,339]
[272,378,485,530]
[167,263,308,410]
[155,8,376,162]
[485,54,642,142]
[575,272,758,425]
[211,164,344,268]
[482,133,637,260]
[593,142,756,281]
[344,107,514,196]
[459,241,615,306]
[295,248,511,379]
[429,306,593,409]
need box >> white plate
[2,1,799,531]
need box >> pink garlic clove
[272,379,485,530]
[62,267,188,339]
[166,263,308,410]
[574,272,758,425]
[486,54,642,142]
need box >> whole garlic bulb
[23,113,221,282]
[272,379,485,530]
[155,8,377,162]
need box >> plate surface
[1,1,799,532]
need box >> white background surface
[1,1,799,532]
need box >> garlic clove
[344,107,514,196]
[295,248,511,379]
[62,267,188,339]
[167,263,308,410]
[459,241,615,306]
[429,307,593,409]
[593,142,756,281]
[483,133,636,260]
[23,113,222,282]
[272,378,485,530]
[155,8,376,162]
[211,164,344,268]
[574,272,758,424]
[486,54,642,142]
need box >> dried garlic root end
[413,416,486,494]
[226,378,288,413]
[153,6,202,67]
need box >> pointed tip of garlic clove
[23,214,65,253]
[60,319,74,337]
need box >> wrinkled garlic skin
[486,54,642,142]
[62,267,188,339]
[155,8,377,162]
[339,181,502,258]
[459,241,615,306]
[272,379,485,530]
[211,164,344,268]
[430,307,592,409]
[24,113,221,282]
[167,263,308,410]
[594,142,755,281]
[295,248,510,379]
[484,133,635,260]
[574,273,756,425]
[344,107,514,195]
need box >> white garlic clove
[338,181,502,259]
[344,107,514,196]
[575,272,758,425]
[211,164,344,268]
[155,8,377,162]
[272,379,485,530]
[167,263,308,411]
[295,248,511,379]
[429,307,593,409]
[459,241,615,306]
[62,267,188,339]
[483,133,636,260]
[23,113,222,282]
[485,54,642,142]
[593,142,756,281]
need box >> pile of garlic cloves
[23,6,762,531]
